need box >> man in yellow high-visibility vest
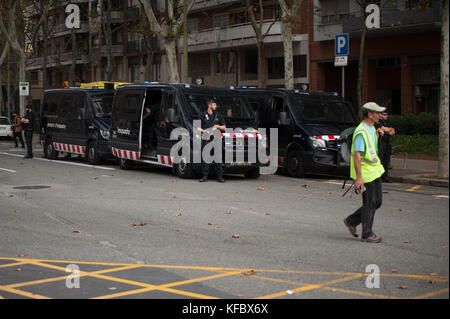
[344,102,386,243]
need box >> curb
[390,175,449,188]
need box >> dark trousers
[201,161,223,178]
[14,131,24,147]
[379,142,391,180]
[24,130,33,156]
[346,178,382,238]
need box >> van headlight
[309,136,326,149]
[100,129,110,140]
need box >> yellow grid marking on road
[407,185,423,192]
[0,285,51,299]
[93,271,242,299]
[0,262,28,269]
[24,259,225,299]
[255,274,364,299]
[320,286,401,299]
[6,264,143,289]
[412,288,450,299]
[0,257,448,299]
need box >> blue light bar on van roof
[230,86,235,89]
[333,92,338,96]
[92,86,99,90]
[242,86,247,88]
[144,81,149,84]
[294,89,299,93]
[185,84,190,88]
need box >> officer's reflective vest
[350,122,385,183]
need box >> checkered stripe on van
[54,143,85,154]
[158,155,173,167]
[315,135,340,141]
[112,147,140,160]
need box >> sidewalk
[390,156,449,188]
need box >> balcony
[26,51,90,71]
[180,20,306,52]
[314,4,442,41]
[125,6,141,19]
[191,0,240,12]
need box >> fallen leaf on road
[257,186,265,191]
[131,222,147,227]
[171,194,177,198]
[208,222,215,226]
[398,208,403,211]
[94,177,99,180]
[16,268,22,272]
[232,234,240,238]
[403,240,412,244]
[225,211,232,215]
[383,191,390,194]
[216,225,223,228]
[14,210,20,214]
[177,229,182,232]
[18,254,26,257]
[164,189,168,192]
[243,270,256,276]
[174,213,182,217]
[397,286,408,289]
[428,279,437,284]
[391,269,398,273]
[264,212,270,216]
[73,230,81,233]
[303,184,310,189]
[298,197,303,200]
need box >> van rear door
[110,88,145,160]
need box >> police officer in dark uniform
[376,110,395,183]
[21,104,35,158]
[197,99,226,183]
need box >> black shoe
[343,218,358,238]
[199,176,208,182]
[23,155,33,159]
[382,178,393,183]
[15,145,18,148]
[21,146,25,148]
[217,177,225,183]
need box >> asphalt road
[0,139,448,301]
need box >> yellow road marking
[0,262,28,269]
[407,185,422,192]
[7,264,143,289]
[412,288,449,299]
[321,286,400,299]
[0,286,51,299]
[255,274,363,299]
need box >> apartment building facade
[25,0,442,116]
[309,0,442,115]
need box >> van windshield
[89,92,114,116]
[185,94,255,123]
[294,95,356,124]
[0,117,10,125]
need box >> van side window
[49,95,58,114]
[125,94,141,114]
[296,95,322,121]
[60,94,77,117]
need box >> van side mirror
[166,108,178,123]
[278,111,291,125]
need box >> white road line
[0,151,115,171]
[433,195,449,199]
[0,167,16,173]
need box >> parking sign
[335,34,349,56]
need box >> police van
[39,86,115,164]
[238,88,358,177]
[110,83,266,178]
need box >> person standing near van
[21,104,35,158]
[343,102,386,243]
[12,112,25,148]
[197,99,226,183]
[376,111,395,183]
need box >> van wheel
[176,157,194,179]
[119,158,133,170]
[244,168,260,179]
[286,150,305,178]
[86,142,101,165]
[44,138,58,160]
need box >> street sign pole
[335,34,349,97]
[342,66,345,97]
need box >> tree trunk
[281,19,294,90]
[164,39,180,83]
[0,43,8,115]
[257,39,266,88]
[18,54,26,116]
[357,22,367,119]
[438,0,449,178]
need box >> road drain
[13,185,51,190]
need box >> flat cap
[361,102,385,113]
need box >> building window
[294,55,307,78]
[244,50,258,74]
[268,56,284,79]
[189,53,210,77]
[213,13,229,28]
[187,19,198,33]
[216,51,236,74]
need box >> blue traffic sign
[335,34,349,56]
